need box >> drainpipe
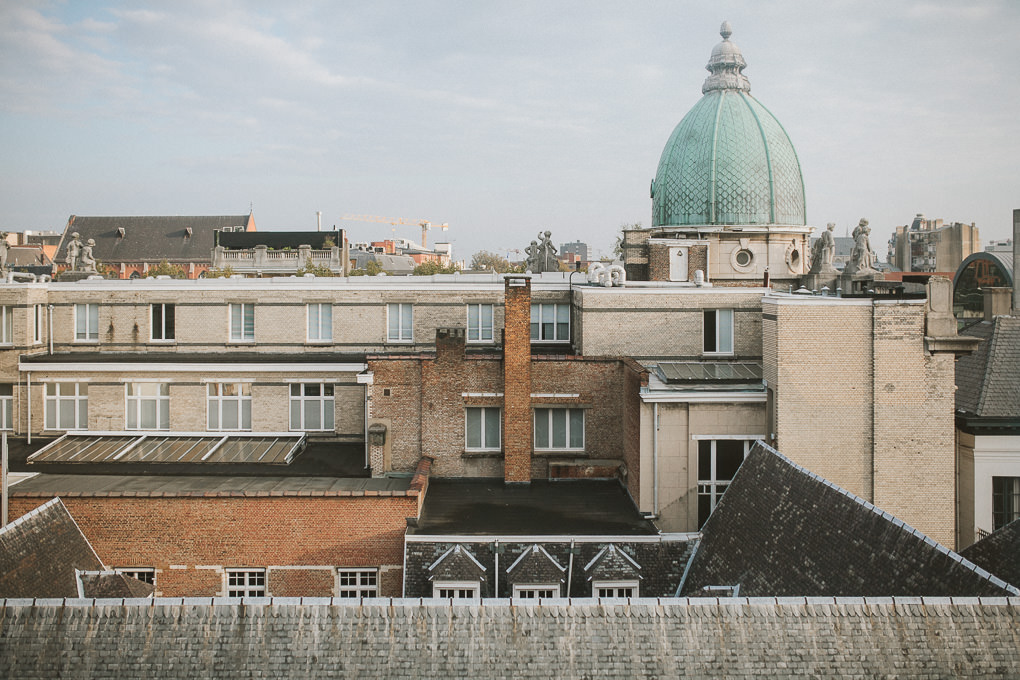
[494,539,499,599]
[364,390,369,469]
[47,305,53,355]
[653,403,659,516]
[26,372,30,445]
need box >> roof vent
[185,227,193,237]
[117,227,126,238]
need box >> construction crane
[341,215,449,250]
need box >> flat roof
[656,361,762,384]
[28,433,304,466]
[410,479,657,536]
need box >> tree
[296,263,336,277]
[348,260,384,276]
[413,260,461,275]
[144,259,187,279]
[470,251,513,273]
[204,266,236,279]
[613,222,642,260]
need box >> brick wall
[8,493,419,597]
[503,276,532,483]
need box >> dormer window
[185,227,193,238]
[117,227,126,238]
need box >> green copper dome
[651,23,806,227]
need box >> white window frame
[465,406,501,451]
[44,382,88,430]
[432,581,480,599]
[697,439,753,526]
[225,569,266,597]
[703,308,734,355]
[533,407,585,451]
[33,304,44,344]
[0,306,12,346]
[74,303,99,342]
[289,383,335,431]
[229,303,255,342]
[336,568,378,598]
[387,303,413,343]
[125,383,170,431]
[593,580,639,598]
[115,568,156,586]
[466,303,494,343]
[207,383,252,431]
[530,303,570,343]
[512,584,559,599]
[0,384,12,431]
[307,303,333,343]
[150,303,175,342]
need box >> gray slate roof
[1,598,1019,678]
[55,214,253,265]
[961,518,1020,589]
[0,498,103,598]
[681,442,1017,597]
[955,315,1020,418]
[79,572,155,598]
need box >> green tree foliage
[348,260,384,276]
[144,259,187,278]
[412,260,461,275]
[296,263,336,277]
[470,250,513,273]
[204,266,236,279]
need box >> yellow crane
[341,215,449,249]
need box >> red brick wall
[8,494,417,597]
[503,276,533,483]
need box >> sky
[1,1,1018,263]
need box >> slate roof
[79,572,155,598]
[410,479,658,536]
[680,442,1017,597]
[960,518,1020,589]
[216,230,341,250]
[0,498,103,598]
[955,315,1020,419]
[1,599,1019,678]
[55,214,253,265]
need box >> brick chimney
[503,275,532,484]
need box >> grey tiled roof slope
[961,518,1020,589]
[0,498,103,598]
[55,214,252,264]
[80,572,155,598]
[681,443,1017,597]
[2,599,1019,678]
[955,316,1020,418]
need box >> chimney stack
[503,275,533,484]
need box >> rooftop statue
[809,223,837,274]
[526,231,559,273]
[80,238,98,274]
[65,231,83,272]
[847,219,876,275]
[0,232,9,275]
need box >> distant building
[55,212,256,279]
[560,241,588,262]
[888,213,980,273]
[211,230,349,276]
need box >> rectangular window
[387,303,413,342]
[229,303,254,342]
[151,304,175,341]
[993,477,1020,530]
[44,382,88,430]
[307,303,333,342]
[513,585,558,599]
[207,383,252,431]
[337,569,378,598]
[289,383,335,431]
[226,569,265,597]
[594,581,638,598]
[530,303,570,342]
[433,582,480,599]
[703,309,734,354]
[33,305,44,344]
[466,406,501,450]
[697,439,751,527]
[75,303,99,342]
[0,306,11,345]
[466,304,494,342]
[534,407,584,450]
[0,384,12,431]
[126,383,170,430]
[115,568,155,586]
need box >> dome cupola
[651,22,806,227]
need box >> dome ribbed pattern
[651,25,806,227]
